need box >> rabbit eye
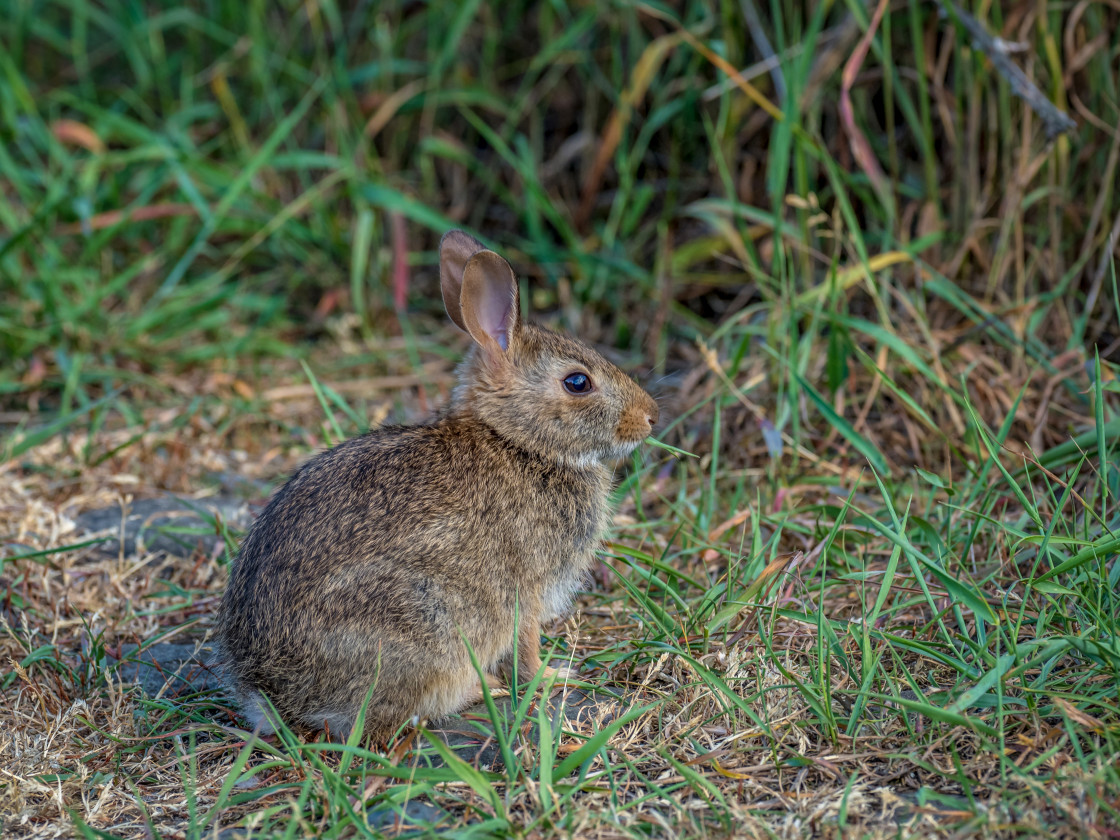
[563,372,592,394]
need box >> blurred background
[3,0,1116,469]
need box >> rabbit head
[439,230,659,469]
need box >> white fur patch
[559,451,602,470]
[543,567,589,622]
[558,441,641,470]
[243,691,356,739]
[606,440,641,461]
[240,690,279,735]
[301,708,358,737]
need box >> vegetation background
[2,0,1119,837]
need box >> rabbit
[215,230,659,743]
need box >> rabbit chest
[512,459,613,621]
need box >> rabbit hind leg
[418,668,506,718]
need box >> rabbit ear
[439,230,488,332]
[460,249,520,357]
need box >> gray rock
[74,496,254,559]
[206,471,273,501]
[366,799,447,833]
[110,641,222,696]
[214,796,447,838]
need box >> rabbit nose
[646,401,660,427]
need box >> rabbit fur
[216,230,659,742]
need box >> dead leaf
[51,119,105,154]
[364,79,425,141]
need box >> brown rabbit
[215,231,658,742]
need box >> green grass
[3,0,1120,837]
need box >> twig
[938,1,1077,141]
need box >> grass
[3,0,1120,837]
